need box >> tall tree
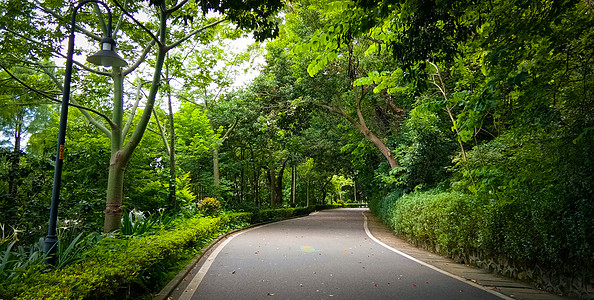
[2,0,283,232]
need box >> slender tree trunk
[275,158,289,206]
[268,164,276,206]
[8,110,23,195]
[291,165,296,205]
[268,157,289,207]
[167,72,177,207]
[306,180,310,207]
[104,71,126,233]
[213,145,220,187]
[320,177,331,205]
[104,14,166,231]
[239,149,246,202]
[428,61,468,161]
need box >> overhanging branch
[1,64,115,128]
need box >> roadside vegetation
[1,0,592,298]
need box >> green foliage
[378,190,484,253]
[375,182,593,293]
[52,230,101,271]
[1,213,250,300]
[198,197,222,217]
[394,111,457,191]
[120,210,160,237]
[0,238,45,286]
[250,207,315,223]
[0,223,44,284]
[175,172,197,206]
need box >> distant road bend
[174,208,507,300]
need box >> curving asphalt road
[173,208,507,300]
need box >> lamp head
[87,37,127,68]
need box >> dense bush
[250,207,314,223]
[198,197,222,217]
[0,213,250,300]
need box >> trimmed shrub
[198,197,222,217]
[374,188,594,297]
[1,213,249,300]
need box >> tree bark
[104,150,126,232]
[212,118,238,188]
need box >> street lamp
[44,0,126,264]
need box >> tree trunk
[8,109,23,195]
[291,165,296,205]
[268,165,276,206]
[306,180,310,207]
[322,87,398,169]
[320,177,331,205]
[167,74,177,208]
[268,157,289,207]
[103,23,165,232]
[255,169,260,206]
[104,150,126,232]
[275,158,289,206]
[211,118,237,189]
[103,70,126,233]
[353,181,357,203]
[213,145,220,187]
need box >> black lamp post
[44,0,126,264]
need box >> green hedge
[2,213,251,300]
[248,204,362,223]
[250,207,315,223]
[374,190,483,255]
[372,189,593,296]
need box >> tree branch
[1,64,114,137]
[123,40,156,76]
[122,79,148,141]
[220,117,239,141]
[164,0,189,15]
[166,19,226,51]
[92,2,108,36]
[111,0,164,48]
[112,0,130,36]
[34,0,102,41]
[152,108,170,155]
[2,28,111,77]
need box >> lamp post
[44,0,126,264]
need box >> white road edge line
[180,213,321,299]
[361,211,512,300]
[178,224,268,300]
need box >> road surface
[174,208,507,300]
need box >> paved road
[174,208,507,300]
